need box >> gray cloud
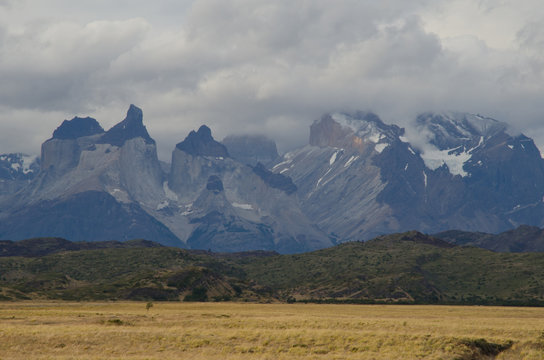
[1,0,544,160]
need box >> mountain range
[1,105,544,253]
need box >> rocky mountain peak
[52,117,104,140]
[415,112,507,150]
[222,134,279,166]
[197,125,212,138]
[98,104,155,147]
[411,112,529,178]
[310,112,403,153]
[176,125,230,157]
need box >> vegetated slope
[243,231,544,305]
[436,224,544,252]
[0,237,162,257]
[0,244,278,302]
[1,232,544,305]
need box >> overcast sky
[1,0,544,160]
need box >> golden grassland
[0,302,543,359]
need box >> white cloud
[1,0,544,161]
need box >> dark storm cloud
[1,0,544,159]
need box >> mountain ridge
[2,106,544,254]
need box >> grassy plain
[1,302,543,359]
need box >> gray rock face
[0,190,180,246]
[222,134,278,166]
[167,126,332,253]
[273,111,544,241]
[0,105,183,247]
[0,111,331,253]
[186,176,276,252]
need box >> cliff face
[6,106,544,253]
[167,125,332,253]
[41,117,105,175]
[0,108,331,253]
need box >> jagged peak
[52,116,104,140]
[176,125,229,157]
[98,104,155,147]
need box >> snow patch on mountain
[404,112,509,177]
[419,146,472,177]
[344,155,358,168]
[329,151,339,165]
[232,202,253,210]
[109,188,131,203]
[21,155,38,174]
[375,143,388,153]
[316,168,334,189]
[163,181,178,201]
[157,200,169,210]
[272,158,292,171]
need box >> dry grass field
[0,302,543,359]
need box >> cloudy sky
[1,0,544,160]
